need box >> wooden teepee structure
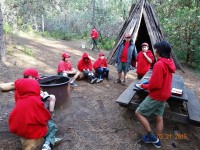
[107,0,183,71]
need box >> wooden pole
[92,0,95,27]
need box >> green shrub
[3,22,12,35]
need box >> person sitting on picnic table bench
[57,52,80,87]
[77,52,97,84]
[93,52,109,83]
[135,41,176,149]
[8,68,61,150]
[136,42,154,79]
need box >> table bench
[116,70,200,125]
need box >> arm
[143,52,153,63]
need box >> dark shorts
[91,38,98,45]
[136,96,166,116]
[117,62,130,73]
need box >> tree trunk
[0,3,6,61]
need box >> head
[124,33,131,42]
[141,42,149,52]
[82,52,90,62]
[99,52,105,59]
[23,68,41,80]
[153,41,171,59]
[62,52,70,61]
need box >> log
[0,82,15,92]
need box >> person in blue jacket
[115,33,137,85]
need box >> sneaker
[55,137,62,144]
[134,84,143,90]
[91,78,97,84]
[70,82,78,87]
[42,144,51,150]
[96,78,103,83]
[142,134,159,143]
[115,79,121,83]
[121,80,127,86]
[153,139,161,148]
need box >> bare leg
[47,95,56,112]
[155,116,163,134]
[78,72,85,80]
[118,72,122,80]
[135,111,151,132]
[124,72,128,82]
[71,71,80,83]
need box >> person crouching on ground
[136,42,154,79]
[135,41,176,148]
[9,68,61,150]
[57,52,80,87]
[93,52,109,83]
[77,52,97,84]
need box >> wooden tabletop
[136,70,188,102]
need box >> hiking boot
[115,79,121,83]
[42,144,51,150]
[96,78,103,83]
[121,80,127,86]
[142,134,159,143]
[91,78,97,84]
[55,137,62,144]
[70,82,78,87]
[153,139,161,148]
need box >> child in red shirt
[136,42,154,79]
[135,41,176,148]
[93,52,109,82]
[90,26,100,51]
[57,52,80,87]
[77,52,97,84]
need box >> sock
[147,131,154,137]
[45,141,50,145]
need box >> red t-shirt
[57,60,72,73]
[120,42,129,62]
[136,50,154,76]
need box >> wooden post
[92,0,95,27]
[0,3,6,61]
[42,14,44,33]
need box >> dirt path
[0,33,200,150]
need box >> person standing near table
[135,41,176,148]
[136,42,154,79]
[115,33,137,85]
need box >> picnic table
[116,70,200,125]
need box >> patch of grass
[21,45,34,56]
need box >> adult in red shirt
[77,52,97,84]
[90,26,100,51]
[57,52,80,87]
[93,52,109,83]
[136,42,154,79]
[135,41,176,148]
[9,68,60,150]
[115,33,137,85]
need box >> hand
[143,52,147,56]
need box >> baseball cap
[125,33,131,38]
[141,42,149,47]
[23,68,41,79]
[62,52,70,58]
[99,52,105,57]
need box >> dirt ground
[0,33,200,150]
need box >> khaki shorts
[136,96,166,116]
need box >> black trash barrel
[39,75,71,110]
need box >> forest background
[0,0,200,72]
